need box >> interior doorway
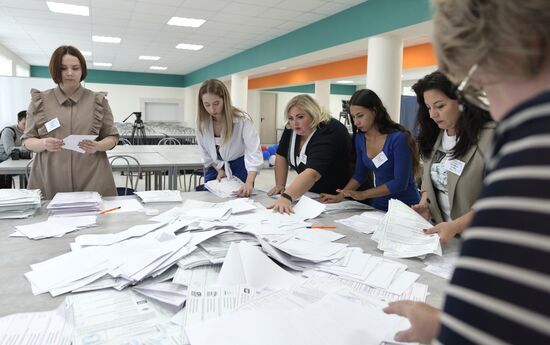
[259,92,277,144]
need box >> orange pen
[99,206,121,214]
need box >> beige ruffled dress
[22,86,119,199]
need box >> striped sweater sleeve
[437,92,550,345]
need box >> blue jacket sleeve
[352,133,368,183]
[386,132,414,193]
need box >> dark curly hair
[350,89,420,177]
[412,71,493,159]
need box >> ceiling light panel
[149,66,167,70]
[176,43,204,51]
[92,35,121,44]
[93,62,112,67]
[139,56,161,61]
[46,2,89,16]
[167,17,206,28]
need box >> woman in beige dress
[22,45,119,199]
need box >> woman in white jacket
[195,79,263,197]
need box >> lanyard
[288,129,316,168]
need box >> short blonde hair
[284,94,331,129]
[432,0,550,83]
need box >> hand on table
[383,301,441,344]
[319,192,344,203]
[235,182,254,197]
[267,195,293,214]
[336,189,367,201]
[267,185,285,196]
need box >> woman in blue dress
[320,89,420,211]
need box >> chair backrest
[25,158,34,182]
[118,138,132,145]
[158,137,181,145]
[109,155,141,195]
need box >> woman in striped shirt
[384,1,550,344]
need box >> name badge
[372,151,388,168]
[299,153,308,165]
[45,118,61,133]
[444,159,465,176]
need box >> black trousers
[0,174,13,189]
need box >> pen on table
[306,225,336,229]
[100,206,121,215]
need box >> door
[259,92,277,144]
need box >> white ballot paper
[293,195,326,220]
[0,303,73,345]
[187,292,411,345]
[62,135,98,153]
[215,242,299,290]
[66,289,178,345]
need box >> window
[0,55,13,76]
[15,64,29,77]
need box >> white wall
[0,43,30,77]
[84,82,187,125]
[0,75,190,127]
[247,90,261,132]
[273,91,352,129]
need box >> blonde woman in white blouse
[195,79,263,197]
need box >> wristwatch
[281,192,293,202]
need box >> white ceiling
[0,0,371,75]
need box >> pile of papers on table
[0,189,41,219]
[47,191,102,216]
[18,195,438,345]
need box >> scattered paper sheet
[135,190,183,203]
[215,242,299,290]
[0,303,73,345]
[293,195,326,220]
[102,198,144,213]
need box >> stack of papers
[373,199,442,258]
[204,177,245,198]
[135,190,182,203]
[47,191,102,216]
[0,189,41,219]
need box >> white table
[0,145,205,191]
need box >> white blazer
[195,114,263,178]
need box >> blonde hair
[197,79,247,144]
[284,94,331,129]
[432,0,550,83]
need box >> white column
[231,73,248,112]
[366,35,403,122]
[183,85,196,128]
[314,80,331,112]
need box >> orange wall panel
[249,43,436,90]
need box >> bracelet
[281,192,293,203]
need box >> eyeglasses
[456,64,491,112]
